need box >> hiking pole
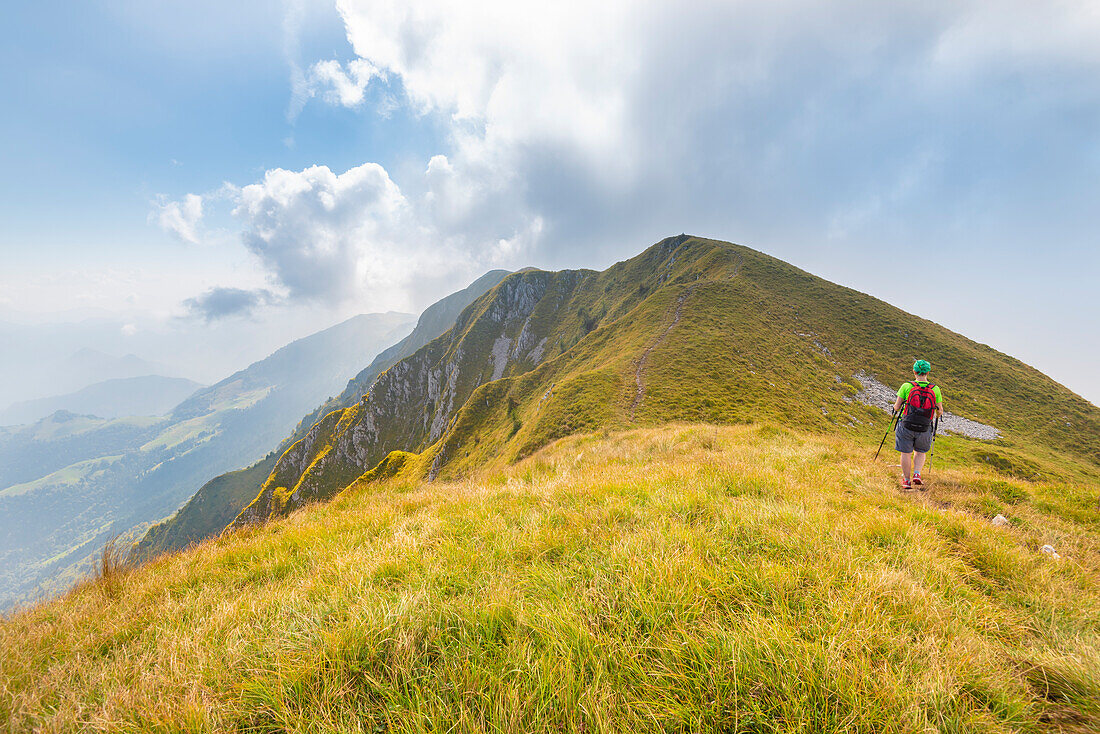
[926,416,940,476]
[873,409,900,461]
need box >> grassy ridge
[232,237,1099,533]
[421,238,1099,486]
[4,424,1098,732]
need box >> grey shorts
[895,422,933,453]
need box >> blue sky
[1,2,432,271]
[1,1,1098,404]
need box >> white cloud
[233,163,408,305]
[283,0,310,121]
[323,0,1100,254]
[151,193,204,244]
[308,58,380,107]
[227,160,534,312]
[184,0,1100,344]
[334,0,636,172]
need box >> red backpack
[903,381,937,430]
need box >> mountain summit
[231,236,1099,530]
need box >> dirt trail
[631,286,695,420]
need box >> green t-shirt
[898,380,943,409]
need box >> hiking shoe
[912,473,923,487]
[900,477,912,490]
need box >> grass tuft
[87,534,130,598]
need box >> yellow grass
[2,424,1098,732]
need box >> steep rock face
[280,270,511,453]
[230,268,596,528]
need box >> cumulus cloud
[183,286,278,321]
[323,0,1100,259]
[182,0,1100,330]
[307,58,380,107]
[151,193,203,244]
[225,160,537,311]
[233,163,409,305]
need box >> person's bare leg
[914,451,927,476]
[900,452,912,481]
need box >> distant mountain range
[0,311,415,611]
[0,342,184,414]
[0,375,204,426]
[57,348,178,390]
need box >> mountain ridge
[4,236,1099,730]
[229,236,1099,533]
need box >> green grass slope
[132,454,279,562]
[3,424,1097,732]
[235,236,1099,532]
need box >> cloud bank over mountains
[159,0,1100,330]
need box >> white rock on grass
[992,514,1009,527]
[1040,544,1061,560]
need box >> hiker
[892,359,943,490]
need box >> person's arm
[935,386,944,418]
